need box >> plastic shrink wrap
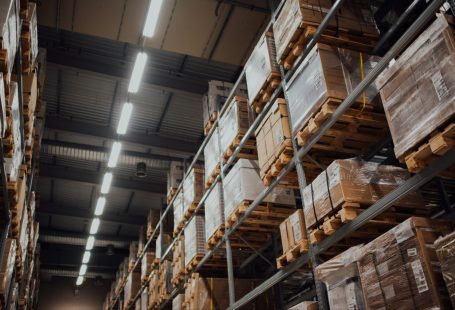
[204,130,220,184]
[172,236,184,283]
[184,215,206,267]
[5,82,22,182]
[376,14,455,160]
[156,233,171,260]
[182,168,204,215]
[223,159,295,221]
[204,181,224,242]
[158,260,172,299]
[435,231,455,308]
[173,189,184,232]
[302,158,424,230]
[0,0,18,77]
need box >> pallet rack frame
[108,0,455,309]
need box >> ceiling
[35,0,271,280]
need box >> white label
[383,285,396,300]
[431,71,449,101]
[394,219,413,244]
[407,248,418,257]
[411,260,429,294]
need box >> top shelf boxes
[273,0,379,71]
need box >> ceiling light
[108,142,122,168]
[76,276,84,286]
[143,0,164,38]
[100,172,113,194]
[117,102,133,135]
[90,218,100,235]
[128,52,147,93]
[82,251,91,264]
[79,264,87,276]
[94,197,106,216]
[86,236,95,250]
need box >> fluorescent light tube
[94,197,106,216]
[86,236,95,250]
[143,0,164,37]
[128,52,147,93]
[108,142,122,168]
[76,276,84,286]
[117,102,133,135]
[79,264,87,276]
[90,218,100,235]
[100,172,113,194]
[82,251,91,264]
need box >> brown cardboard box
[147,209,160,239]
[141,251,155,283]
[280,209,307,254]
[123,272,140,305]
[0,239,16,307]
[435,231,455,308]
[172,236,185,285]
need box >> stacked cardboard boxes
[435,231,455,307]
[184,215,206,271]
[167,161,184,203]
[204,181,224,248]
[182,168,204,218]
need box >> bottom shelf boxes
[435,230,455,308]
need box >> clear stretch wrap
[19,205,28,265]
[184,215,206,267]
[0,0,18,76]
[172,294,184,310]
[0,73,5,138]
[204,129,220,182]
[204,181,224,242]
[24,3,38,67]
[219,96,252,156]
[183,168,204,215]
[357,217,453,309]
[245,32,280,105]
[123,272,140,305]
[435,231,455,308]
[273,0,378,63]
[156,233,171,260]
[0,239,16,306]
[173,189,184,230]
[316,245,365,309]
[223,159,295,219]
[141,251,155,282]
[202,80,248,127]
[302,158,422,229]
[167,161,184,193]
[286,43,380,135]
[5,82,22,182]
[376,14,455,159]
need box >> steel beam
[39,228,133,248]
[38,201,146,226]
[45,115,198,155]
[39,164,167,193]
[40,267,116,279]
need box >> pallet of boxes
[167,161,183,204]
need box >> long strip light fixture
[76,0,164,286]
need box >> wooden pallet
[403,123,455,173]
[171,272,185,288]
[205,163,220,189]
[296,98,389,155]
[204,111,217,136]
[308,201,428,245]
[173,220,185,237]
[281,24,377,70]
[221,134,257,164]
[276,239,309,269]
[183,200,203,220]
[206,227,225,249]
[251,72,281,113]
[166,187,177,204]
[225,200,295,233]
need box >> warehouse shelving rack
[108,0,455,309]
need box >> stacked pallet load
[0,0,18,92]
[245,32,280,113]
[167,161,183,203]
[148,270,159,310]
[255,98,298,186]
[318,217,454,309]
[204,131,221,189]
[146,209,160,239]
[219,96,256,164]
[202,80,248,135]
[123,271,140,309]
[302,159,426,245]
[140,290,147,310]
[184,215,206,272]
[172,189,184,236]
[182,167,204,219]
[172,293,184,310]
[137,226,146,258]
[115,258,129,297]
[273,0,379,70]
[140,251,155,285]
[0,239,16,308]
[157,260,172,305]
[435,231,455,307]
[286,44,387,179]
[276,209,308,268]
[155,233,171,262]
[128,241,139,272]
[223,159,296,245]
[375,14,455,173]
[204,181,224,248]
[171,235,184,288]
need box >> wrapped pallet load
[156,233,171,260]
[302,159,425,244]
[124,271,141,308]
[147,209,160,239]
[173,189,184,235]
[182,167,204,217]
[5,82,23,182]
[435,231,455,307]
[376,14,455,172]
[277,209,308,268]
[141,290,148,310]
[184,215,206,271]
[21,2,38,72]
[148,270,159,309]
[202,80,248,134]
[0,239,16,307]
[171,236,185,287]
[129,241,139,270]
[0,0,19,81]
[204,181,224,248]
[141,251,155,284]
[245,32,280,113]
[273,0,378,70]
[204,131,221,189]
[158,260,172,302]
[167,161,184,202]
[172,293,184,310]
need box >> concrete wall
[38,276,110,310]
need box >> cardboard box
[167,161,184,193]
[147,209,160,238]
[204,130,220,185]
[141,251,155,283]
[288,301,319,310]
[204,181,224,242]
[173,189,184,233]
[280,209,307,253]
[172,293,184,310]
[158,260,172,300]
[182,168,204,215]
[156,233,171,260]
[172,236,185,284]
[435,231,455,308]
[0,0,19,75]
[184,215,206,267]
[0,239,16,307]
[376,14,455,160]
[124,272,141,306]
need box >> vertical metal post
[272,233,285,310]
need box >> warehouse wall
[38,277,110,310]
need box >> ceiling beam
[38,201,146,226]
[45,115,199,155]
[39,164,167,194]
[40,266,116,280]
